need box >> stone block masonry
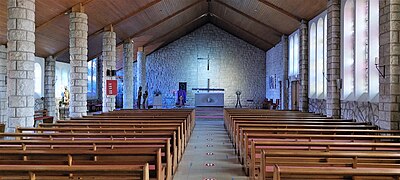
[123,40,134,109]
[7,0,35,131]
[146,24,266,107]
[69,11,88,118]
[326,0,341,118]
[44,56,56,118]
[0,45,7,130]
[266,37,288,110]
[378,0,400,130]
[102,31,116,112]
[299,20,309,112]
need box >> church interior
[1,0,400,179]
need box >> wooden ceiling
[0,0,327,65]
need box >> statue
[63,86,70,105]
[235,90,242,108]
[176,89,186,106]
[142,90,148,109]
[137,86,142,109]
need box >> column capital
[72,3,84,13]
[104,24,114,32]
[138,47,144,52]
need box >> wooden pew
[0,133,176,172]
[38,122,186,152]
[250,141,400,178]
[260,150,400,180]
[236,127,400,158]
[0,164,149,180]
[271,165,400,180]
[243,133,400,176]
[0,139,172,179]
[0,148,164,180]
[17,126,184,162]
[232,122,376,153]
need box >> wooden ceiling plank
[111,0,162,29]
[36,0,94,31]
[210,13,274,46]
[258,0,301,22]
[213,0,283,36]
[54,0,162,58]
[88,0,204,60]
[124,0,204,44]
[143,13,208,47]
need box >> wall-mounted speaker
[106,69,117,76]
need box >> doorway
[291,81,299,110]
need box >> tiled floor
[173,108,248,180]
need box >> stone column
[378,0,400,130]
[326,0,341,118]
[69,4,88,118]
[299,20,309,112]
[281,35,289,110]
[7,0,36,131]
[44,56,56,119]
[0,45,7,130]
[102,26,116,112]
[136,47,146,105]
[123,40,134,109]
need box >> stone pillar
[378,0,400,130]
[0,45,7,130]
[7,0,36,131]
[326,0,341,118]
[123,40,134,109]
[44,56,56,119]
[69,4,88,118]
[136,47,146,98]
[299,20,309,112]
[102,26,116,112]
[281,35,289,110]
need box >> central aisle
[173,108,248,180]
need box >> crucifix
[197,54,210,71]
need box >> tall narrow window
[309,23,317,98]
[316,18,324,98]
[342,0,355,99]
[369,0,379,100]
[323,15,328,98]
[289,30,300,77]
[355,0,368,98]
[293,33,299,76]
[87,58,97,99]
[34,62,42,97]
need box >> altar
[193,87,224,107]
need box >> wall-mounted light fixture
[375,57,385,78]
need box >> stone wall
[378,0,400,130]
[146,24,266,107]
[265,40,284,104]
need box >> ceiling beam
[54,0,162,58]
[144,13,208,48]
[258,0,302,22]
[210,13,274,47]
[214,0,283,36]
[36,0,94,31]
